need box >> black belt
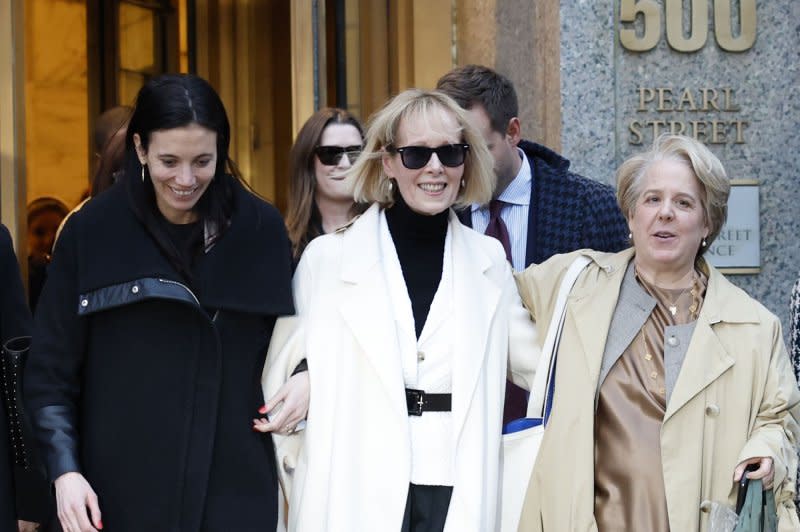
[405,388,452,416]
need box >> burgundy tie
[483,200,528,425]
[484,200,512,264]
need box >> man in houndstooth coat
[438,65,629,422]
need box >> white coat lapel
[450,216,500,441]
[338,205,407,417]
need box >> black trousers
[401,483,453,532]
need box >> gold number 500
[619,0,756,53]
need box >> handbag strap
[526,255,591,419]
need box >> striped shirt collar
[472,147,531,213]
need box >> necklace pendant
[669,305,677,316]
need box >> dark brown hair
[285,108,363,258]
[436,64,518,135]
[92,122,127,197]
[124,74,240,279]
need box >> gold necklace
[666,284,693,317]
[635,266,699,318]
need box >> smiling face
[382,107,464,215]
[628,158,709,279]
[134,123,218,224]
[314,123,363,204]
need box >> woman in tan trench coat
[515,134,800,532]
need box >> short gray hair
[616,134,730,249]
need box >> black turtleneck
[385,194,449,339]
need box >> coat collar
[578,248,761,420]
[74,182,293,316]
[663,259,760,420]
[566,249,631,381]
[589,249,762,325]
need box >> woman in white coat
[257,89,538,531]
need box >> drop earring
[460,179,465,188]
[141,165,146,183]
[702,238,707,247]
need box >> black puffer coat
[25,181,293,532]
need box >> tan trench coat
[515,248,800,532]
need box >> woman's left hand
[733,456,774,490]
[252,371,309,435]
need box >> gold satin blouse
[594,268,707,532]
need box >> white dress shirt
[470,148,532,271]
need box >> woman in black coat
[1,224,30,532]
[25,74,307,532]
[1,224,51,532]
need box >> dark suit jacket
[459,140,629,266]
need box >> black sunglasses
[315,145,362,166]
[389,144,470,170]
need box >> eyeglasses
[315,145,362,166]
[388,144,469,170]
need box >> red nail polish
[98,520,104,530]
[258,405,268,414]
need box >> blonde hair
[616,133,730,249]
[350,89,494,209]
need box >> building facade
[1,0,797,331]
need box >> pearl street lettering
[628,87,749,146]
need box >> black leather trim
[33,404,81,482]
[77,277,200,316]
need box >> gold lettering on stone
[656,88,673,111]
[619,0,756,53]
[691,120,708,142]
[629,121,644,145]
[668,121,686,135]
[619,0,661,52]
[732,120,749,143]
[665,0,708,53]
[714,0,757,53]
[629,87,749,145]
[710,120,727,144]
[676,89,697,112]
[722,88,740,111]
[638,87,656,111]
[701,88,721,111]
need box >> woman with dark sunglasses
[259,89,538,531]
[285,108,365,262]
